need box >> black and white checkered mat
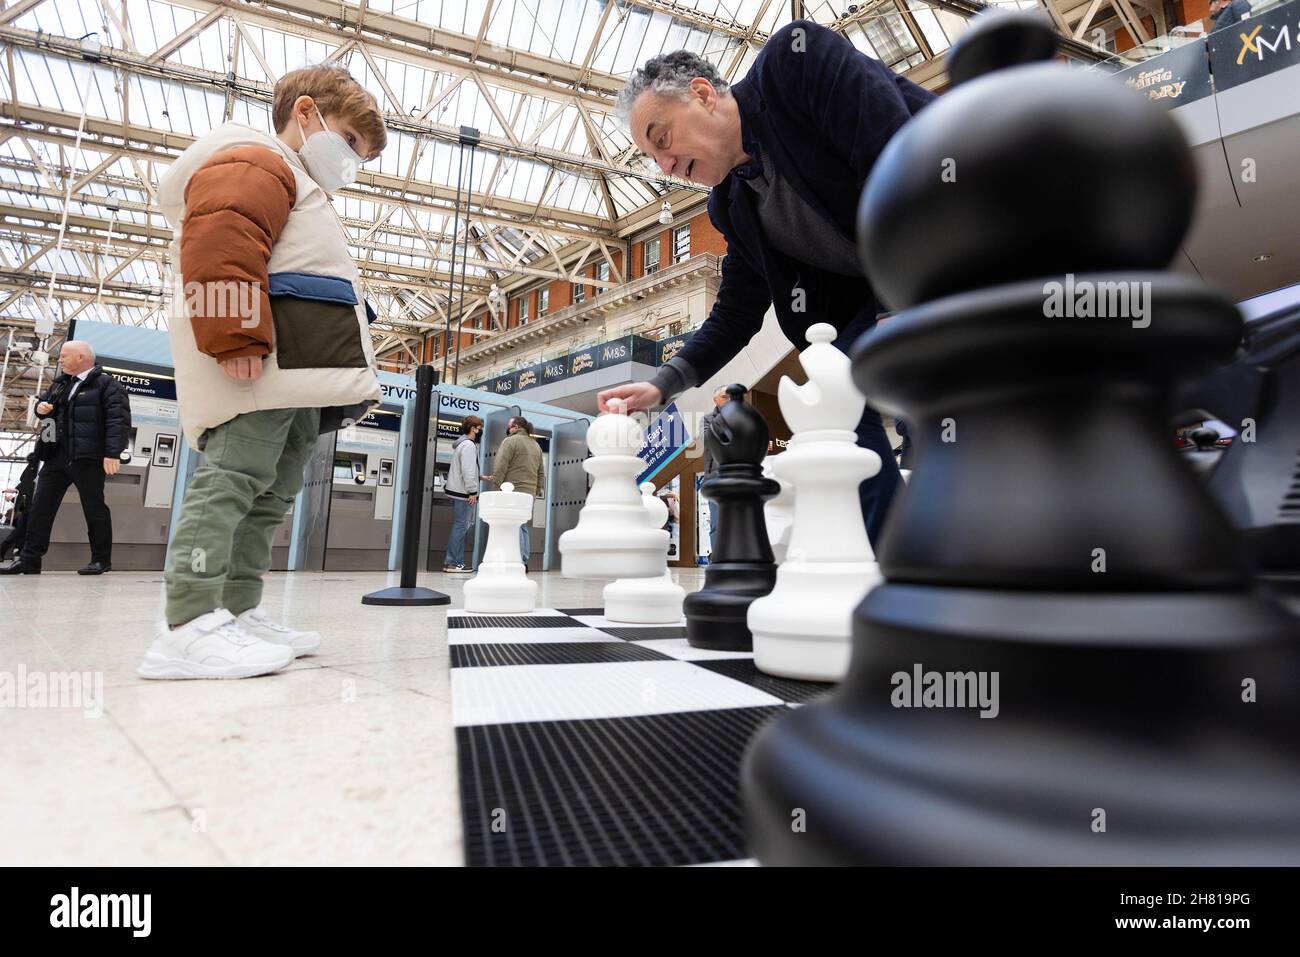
[448,607,833,866]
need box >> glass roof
[0,0,1010,335]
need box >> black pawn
[742,11,1300,866]
[685,384,779,651]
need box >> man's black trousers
[20,449,112,566]
[856,403,901,547]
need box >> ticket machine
[323,407,402,569]
[428,399,557,572]
[379,377,594,575]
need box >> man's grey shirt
[741,145,864,279]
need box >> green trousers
[165,407,320,626]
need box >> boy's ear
[291,94,317,127]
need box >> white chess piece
[603,482,686,623]
[747,323,883,681]
[558,404,669,579]
[463,482,538,614]
[762,455,795,565]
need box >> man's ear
[690,77,716,110]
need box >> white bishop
[747,323,883,681]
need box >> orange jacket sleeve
[180,146,296,360]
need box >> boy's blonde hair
[272,64,387,159]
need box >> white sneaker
[236,606,322,657]
[138,609,294,680]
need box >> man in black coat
[1,340,132,575]
[598,20,934,544]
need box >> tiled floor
[0,567,703,866]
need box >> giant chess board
[449,607,832,866]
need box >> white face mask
[296,108,364,193]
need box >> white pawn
[463,482,538,614]
[603,482,686,623]
[559,403,669,579]
[762,455,795,565]
[748,323,883,682]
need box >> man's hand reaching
[597,381,662,414]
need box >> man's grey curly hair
[615,50,730,127]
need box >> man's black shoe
[0,559,40,574]
[78,561,111,575]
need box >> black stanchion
[362,363,450,606]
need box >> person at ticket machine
[443,415,488,574]
[0,453,39,562]
[2,340,131,576]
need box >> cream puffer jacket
[158,123,380,450]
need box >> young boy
[138,65,387,679]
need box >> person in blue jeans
[443,415,486,573]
